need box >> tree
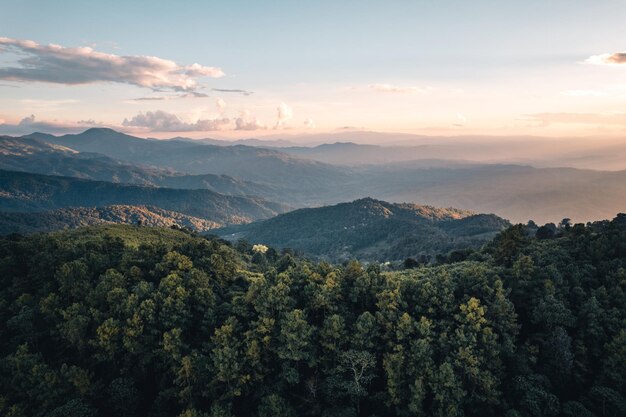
[328,350,376,415]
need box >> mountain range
[0,127,624,261]
[0,170,287,226]
[3,129,626,222]
[25,128,350,189]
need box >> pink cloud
[0,37,224,92]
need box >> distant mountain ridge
[218,197,510,262]
[5,128,626,223]
[0,170,288,226]
[26,128,350,189]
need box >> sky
[0,0,625,140]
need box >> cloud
[368,83,428,93]
[122,110,230,132]
[275,102,293,129]
[586,52,626,66]
[0,114,104,135]
[212,88,254,96]
[0,37,224,91]
[303,118,316,129]
[235,110,266,131]
[129,92,210,102]
[523,112,626,126]
[131,97,167,102]
[216,97,226,112]
[181,92,209,98]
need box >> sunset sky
[1,0,626,139]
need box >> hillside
[1,220,624,417]
[218,197,510,262]
[0,134,286,198]
[0,170,288,226]
[0,205,221,235]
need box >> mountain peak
[82,127,119,135]
[79,127,134,139]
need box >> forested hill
[0,170,288,226]
[1,218,625,417]
[218,197,510,262]
[0,205,222,235]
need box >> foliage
[219,198,510,262]
[0,216,625,416]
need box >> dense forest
[0,217,625,417]
[219,198,509,262]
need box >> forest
[0,217,625,417]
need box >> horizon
[9,125,626,150]
[1,1,626,140]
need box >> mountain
[217,197,509,262]
[0,170,288,226]
[12,129,626,223]
[269,132,626,170]
[0,205,221,235]
[169,136,296,147]
[283,142,483,167]
[30,128,351,188]
[0,134,77,156]
[0,134,292,202]
[354,164,626,224]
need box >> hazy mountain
[23,128,195,160]
[0,205,221,235]
[353,164,626,224]
[0,134,77,156]
[169,136,296,147]
[10,129,626,223]
[0,134,292,202]
[275,132,626,170]
[282,142,483,166]
[0,170,288,226]
[31,128,351,188]
[217,197,509,262]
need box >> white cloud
[0,37,224,92]
[216,97,227,112]
[235,110,266,131]
[0,114,104,135]
[122,110,230,132]
[275,102,293,129]
[303,118,316,129]
[585,52,626,66]
[128,92,210,103]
